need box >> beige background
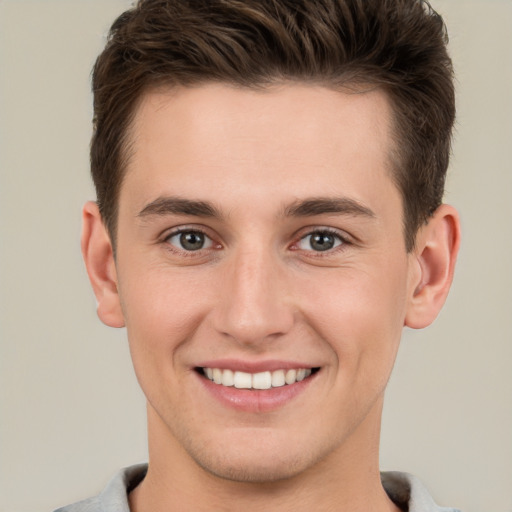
[0,1,510,511]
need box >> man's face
[113,83,418,482]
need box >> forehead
[130,82,392,155]
[122,83,398,216]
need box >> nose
[212,247,294,347]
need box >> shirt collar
[92,464,460,512]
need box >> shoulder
[53,464,148,512]
[381,471,462,512]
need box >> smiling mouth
[198,367,320,390]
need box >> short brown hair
[91,0,455,251]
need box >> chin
[192,451,310,484]
[180,429,330,485]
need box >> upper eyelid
[162,227,219,257]
[161,224,215,240]
[288,227,353,256]
[295,226,352,243]
[160,226,219,253]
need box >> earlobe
[404,204,461,329]
[81,201,125,328]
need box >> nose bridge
[214,243,293,345]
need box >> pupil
[180,232,204,250]
[311,233,334,251]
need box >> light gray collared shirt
[54,464,461,512]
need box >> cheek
[119,261,213,334]
[296,261,408,376]
[117,265,214,385]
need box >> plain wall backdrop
[0,1,511,511]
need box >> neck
[129,400,400,512]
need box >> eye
[297,230,344,252]
[166,230,214,251]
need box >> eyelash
[162,227,218,256]
[292,227,350,255]
[161,226,351,256]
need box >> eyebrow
[283,197,375,218]
[137,195,376,221]
[138,197,222,219]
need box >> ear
[405,204,461,329]
[81,201,125,328]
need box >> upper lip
[195,359,319,373]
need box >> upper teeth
[203,368,312,390]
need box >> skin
[82,83,460,511]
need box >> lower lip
[197,371,318,413]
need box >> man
[57,0,461,510]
